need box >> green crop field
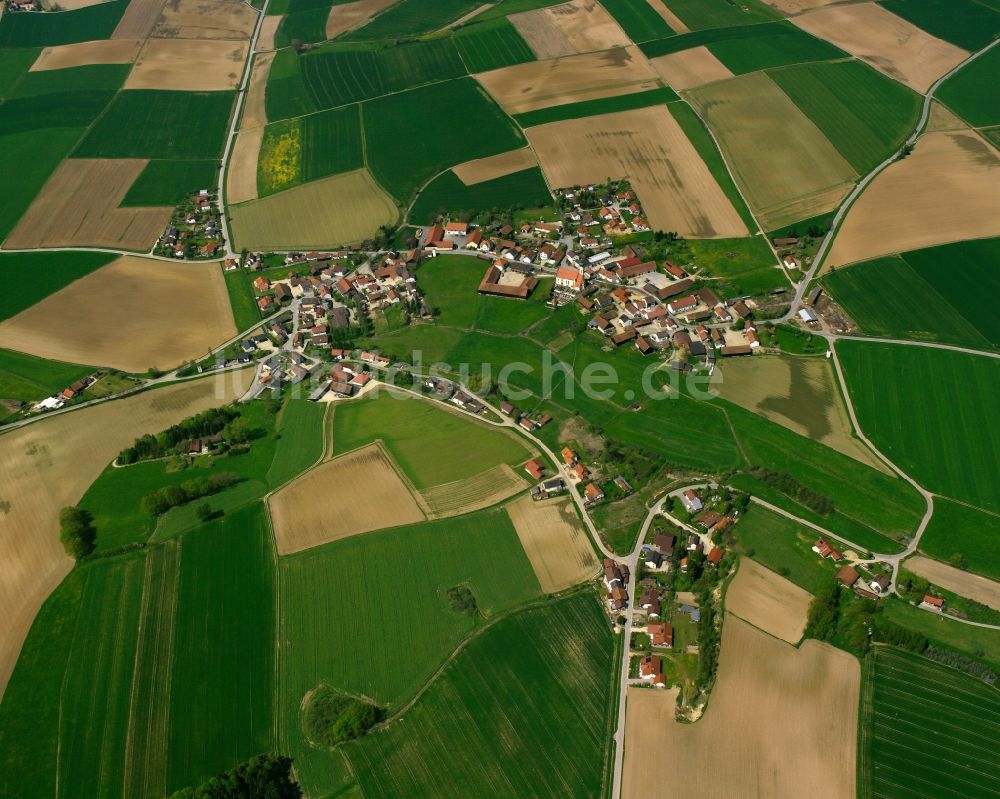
[362,77,525,202]
[860,647,1000,799]
[666,103,756,231]
[599,0,674,42]
[770,60,920,174]
[332,390,531,487]
[937,44,1000,127]
[120,159,218,206]
[657,0,775,30]
[919,497,1000,581]
[0,348,91,411]
[409,167,552,224]
[345,593,616,799]
[823,239,1000,349]
[514,86,679,127]
[0,88,115,135]
[341,0,481,40]
[707,24,846,73]
[223,268,263,332]
[837,341,1000,514]
[730,504,832,592]
[266,399,326,486]
[74,90,235,160]
[454,17,536,72]
[688,237,784,295]
[475,0,563,21]
[881,0,1000,50]
[0,251,114,322]
[0,0,126,47]
[0,48,39,97]
[278,510,542,794]
[7,63,129,96]
[273,0,337,47]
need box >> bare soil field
[714,354,890,472]
[649,46,733,90]
[623,615,859,799]
[927,100,967,132]
[452,147,539,185]
[526,105,746,237]
[419,463,528,519]
[826,130,1000,268]
[228,127,264,203]
[242,51,274,130]
[113,0,169,39]
[725,558,811,643]
[506,494,599,593]
[269,443,425,555]
[688,72,856,230]
[792,2,968,92]
[762,0,851,15]
[326,0,399,40]
[229,169,399,250]
[30,39,141,71]
[126,38,248,90]
[4,159,172,252]
[906,555,1000,612]
[510,0,631,60]
[153,0,257,40]
[647,0,688,32]
[0,373,251,698]
[258,15,281,51]
[475,46,660,114]
[0,256,236,373]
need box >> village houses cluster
[156,190,225,259]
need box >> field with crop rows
[919,497,1000,581]
[599,0,674,42]
[937,44,1000,127]
[454,17,536,72]
[121,159,218,207]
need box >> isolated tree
[59,506,96,559]
[196,503,214,523]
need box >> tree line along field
[409,166,552,224]
[860,646,1000,799]
[344,592,616,799]
[0,504,276,799]
[823,238,1000,349]
[837,341,1000,515]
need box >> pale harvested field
[647,0,688,32]
[927,100,967,132]
[113,0,168,38]
[452,147,538,185]
[0,256,236,373]
[906,555,1000,613]
[649,46,733,90]
[506,494,599,593]
[726,558,811,643]
[126,38,248,90]
[0,373,251,699]
[229,169,398,250]
[228,127,263,203]
[326,0,398,40]
[713,354,890,472]
[826,130,1000,268]
[441,3,489,30]
[419,463,528,519]
[475,46,660,114]
[30,38,141,71]
[688,72,856,230]
[242,51,274,129]
[792,3,968,93]
[510,0,631,60]
[623,615,859,799]
[763,0,854,15]
[257,15,281,51]
[153,0,257,40]
[5,158,172,252]
[269,444,424,555]
[527,105,746,237]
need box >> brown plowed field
[506,494,599,593]
[241,51,275,130]
[649,46,733,90]
[112,0,169,39]
[152,0,257,40]
[725,558,811,643]
[452,147,538,185]
[418,463,528,519]
[228,127,264,203]
[126,38,248,90]
[647,0,688,31]
[257,16,281,51]
[509,0,631,60]
[30,38,141,71]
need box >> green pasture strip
[514,86,679,127]
[599,0,675,42]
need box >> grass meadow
[409,167,552,224]
[937,44,1000,127]
[882,600,1000,670]
[837,341,1000,514]
[453,17,536,72]
[223,267,263,332]
[0,348,91,414]
[599,0,675,42]
[121,159,219,207]
[513,86,679,128]
[345,593,616,799]
[919,497,1000,581]
[0,0,125,47]
[686,236,784,295]
[0,48,39,97]
[0,251,115,322]
[266,399,327,486]
[730,503,833,592]
[861,647,1000,799]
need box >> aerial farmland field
[453,16,536,72]
[936,42,1000,127]
[410,167,553,225]
[919,497,1000,581]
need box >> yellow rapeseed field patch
[259,122,301,194]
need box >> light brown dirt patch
[4,158,172,252]
[906,555,1000,613]
[927,99,967,132]
[452,147,539,185]
[647,0,688,31]
[826,129,1000,268]
[326,0,399,40]
[257,15,281,51]
[126,38,248,90]
[526,105,747,237]
[761,0,853,15]
[475,46,660,114]
[510,0,631,60]
[506,493,599,593]
[41,0,108,8]
[419,464,528,519]
[229,169,399,250]
[242,50,274,130]
[30,38,141,71]
[0,372,251,699]
[688,72,856,230]
[792,3,968,93]
[113,0,169,38]
[623,615,859,799]
[725,558,811,643]
[228,127,264,203]
[0,256,236,373]
[269,443,425,555]
[153,0,258,40]
[649,46,733,90]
